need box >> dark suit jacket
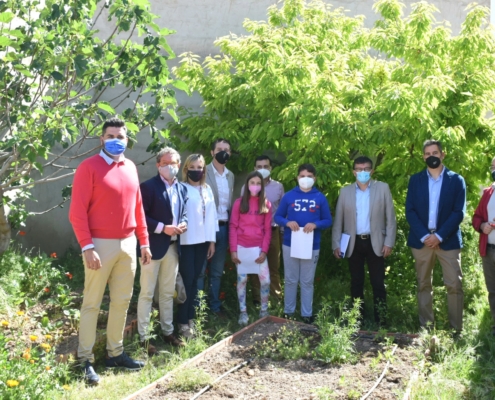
[139,174,188,260]
[405,167,466,250]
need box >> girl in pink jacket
[230,171,272,326]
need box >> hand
[140,247,152,265]
[482,222,494,235]
[382,245,392,258]
[303,222,317,233]
[164,225,183,236]
[286,221,300,232]
[424,234,440,248]
[255,251,267,264]
[207,242,215,259]
[231,251,241,265]
[333,248,342,259]
[177,222,188,234]
[83,249,102,270]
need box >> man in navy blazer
[406,139,466,332]
[137,147,188,351]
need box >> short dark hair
[353,156,373,169]
[297,163,316,176]
[423,139,442,153]
[102,117,126,135]
[211,138,231,151]
[255,155,272,166]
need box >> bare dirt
[137,321,419,400]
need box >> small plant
[369,352,383,372]
[347,388,361,399]
[311,386,337,399]
[313,298,361,364]
[167,367,212,392]
[257,323,311,361]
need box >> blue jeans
[197,224,228,312]
[177,242,210,324]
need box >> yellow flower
[44,334,53,340]
[16,311,25,316]
[29,360,34,364]
[22,351,30,361]
[29,335,38,342]
[6,380,19,388]
[1,320,9,327]
[45,366,50,371]
[62,385,71,390]
[40,343,51,352]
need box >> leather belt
[271,226,278,231]
[170,240,177,244]
[429,229,436,234]
[487,243,495,250]
[357,234,370,240]
[218,221,228,226]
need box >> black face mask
[491,170,495,181]
[187,170,203,182]
[425,156,441,169]
[214,151,230,165]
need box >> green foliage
[313,298,361,364]
[0,0,184,231]
[172,0,495,211]
[167,367,212,392]
[257,323,311,360]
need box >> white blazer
[180,183,219,245]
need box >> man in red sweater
[69,117,151,385]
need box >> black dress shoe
[81,360,100,385]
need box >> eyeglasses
[354,168,372,172]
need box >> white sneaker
[259,309,269,318]
[238,312,249,326]
[179,324,193,339]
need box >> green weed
[167,367,212,392]
[257,323,311,360]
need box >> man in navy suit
[137,147,188,351]
[406,139,466,332]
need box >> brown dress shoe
[140,341,157,357]
[162,333,185,347]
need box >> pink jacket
[229,196,272,253]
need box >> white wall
[21,0,490,255]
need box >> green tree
[172,0,495,207]
[0,0,185,253]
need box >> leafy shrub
[313,298,361,364]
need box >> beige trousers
[137,243,178,339]
[411,246,464,331]
[78,236,137,362]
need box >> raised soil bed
[126,316,419,400]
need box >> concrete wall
[20,0,490,255]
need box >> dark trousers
[348,236,387,323]
[177,242,210,324]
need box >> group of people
[68,118,495,386]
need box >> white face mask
[257,168,271,179]
[159,165,178,180]
[299,177,315,190]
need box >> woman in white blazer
[177,154,218,337]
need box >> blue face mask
[104,138,127,156]
[356,171,371,184]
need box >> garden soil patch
[136,321,419,400]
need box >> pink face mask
[249,185,261,195]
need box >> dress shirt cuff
[420,234,429,243]
[155,222,164,234]
[435,233,443,242]
[82,244,95,252]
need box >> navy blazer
[139,174,188,260]
[405,167,466,250]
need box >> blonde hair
[182,154,207,186]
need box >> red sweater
[472,186,494,257]
[69,154,149,248]
[229,196,272,253]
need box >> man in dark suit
[137,147,188,350]
[406,139,466,332]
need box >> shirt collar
[99,150,125,165]
[213,164,229,178]
[426,165,445,181]
[160,174,177,188]
[355,181,372,191]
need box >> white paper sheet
[340,233,351,258]
[290,228,314,259]
[237,246,261,274]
